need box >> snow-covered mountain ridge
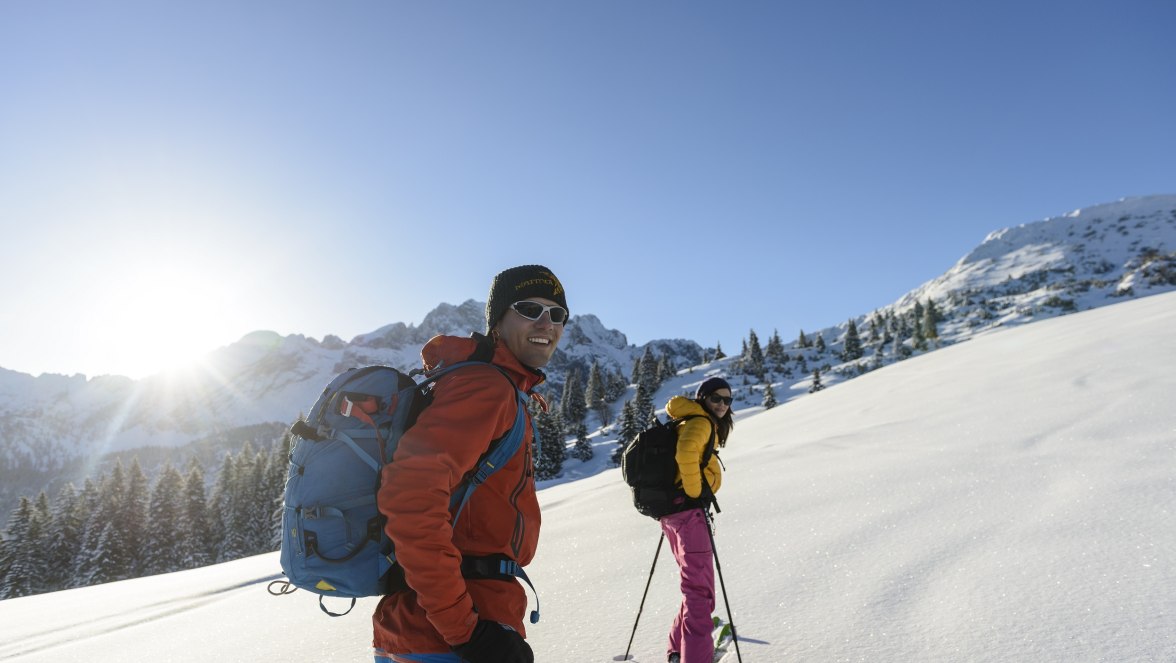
[1,195,1173,515]
[889,195,1176,340]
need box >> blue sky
[1,1,1174,379]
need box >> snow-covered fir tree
[180,460,213,570]
[762,382,778,409]
[533,403,566,480]
[45,483,82,591]
[614,400,642,466]
[922,298,940,346]
[843,319,863,360]
[0,497,37,598]
[584,361,609,428]
[144,463,185,576]
[633,381,655,428]
[124,459,150,576]
[766,330,785,369]
[809,368,825,393]
[745,329,765,378]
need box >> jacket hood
[421,334,547,393]
[666,394,709,420]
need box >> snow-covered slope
[2,291,1173,663]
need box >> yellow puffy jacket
[666,395,722,499]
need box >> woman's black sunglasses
[510,300,569,325]
[706,394,733,406]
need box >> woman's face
[702,388,732,418]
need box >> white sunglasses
[510,300,569,324]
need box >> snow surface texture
[1,291,1173,662]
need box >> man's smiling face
[495,297,564,369]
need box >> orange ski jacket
[372,334,544,654]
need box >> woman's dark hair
[697,397,734,447]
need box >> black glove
[452,619,534,663]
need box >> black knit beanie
[695,376,732,400]
[485,265,568,332]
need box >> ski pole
[706,510,743,663]
[623,532,665,661]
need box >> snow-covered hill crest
[894,195,1176,336]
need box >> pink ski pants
[659,508,715,663]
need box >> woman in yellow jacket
[661,376,733,663]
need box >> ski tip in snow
[712,616,735,662]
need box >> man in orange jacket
[373,265,568,663]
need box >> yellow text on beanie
[485,265,568,332]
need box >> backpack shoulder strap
[420,360,530,518]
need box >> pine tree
[638,347,659,391]
[267,433,292,550]
[0,529,8,597]
[797,329,810,348]
[210,453,241,562]
[85,522,130,586]
[618,400,641,451]
[893,330,912,358]
[180,460,213,569]
[912,314,928,350]
[560,367,587,431]
[922,298,939,346]
[222,445,262,559]
[762,382,778,409]
[532,404,566,480]
[144,463,185,576]
[766,330,785,368]
[633,381,655,428]
[606,368,629,402]
[123,458,150,576]
[809,369,825,393]
[814,333,826,353]
[248,447,272,554]
[714,342,726,360]
[656,354,675,386]
[45,483,83,592]
[29,491,51,594]
[72,477,102,588]
[1,497,39,598]
[80,463,132,584]
[745,329,765,378]
[584,361,610,428]
[611,399,639,465]
[571,423,593,462]
[843,319,863,360]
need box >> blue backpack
[271,361,534,617]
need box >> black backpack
[621,415,716,519]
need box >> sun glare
[84,257,241,379]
